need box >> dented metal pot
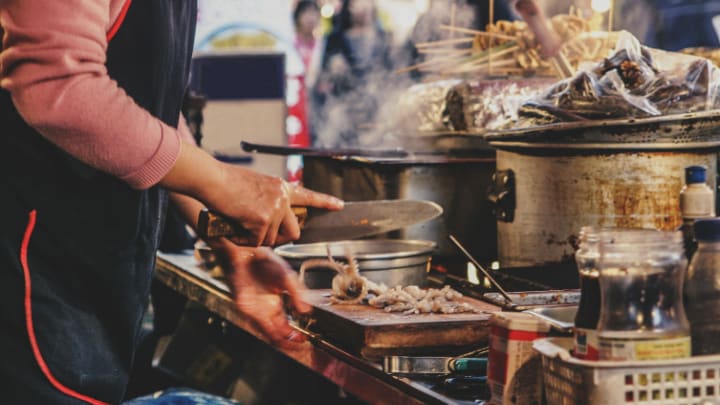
[489,142,717,267]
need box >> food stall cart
[156,4,720,405]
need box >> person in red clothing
[293,0,321,73]
[0,0,343,403]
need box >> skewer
[488,0,495,75]
[450,1,457,39]
[446,58,516,75]
[418,48,473,55]
[439,24,515,40]
[415,36,475,48]
[551,50,574,79]
[471,44,520,63]
[394,53,469,74]
[605,0,615,51]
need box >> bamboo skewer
[415,36,475,48]
[394,53,470,74]
[438,24,514,40]
[444,58,516,75]
[471,44,520,64]
[489,0,495,75]
[450,2,457,39]
[418,48,473,55]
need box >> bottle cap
[693,218,720,242]
[685,165,707,184]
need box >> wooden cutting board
[303,289,500,360]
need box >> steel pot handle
[487,169,515,223]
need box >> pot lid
[483,109,720,151]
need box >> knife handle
[197,207,308,239]
[449,358,488,375]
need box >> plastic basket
[533,337,720,405]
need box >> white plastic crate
[533,337,720,405]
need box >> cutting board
[303,289,500,360]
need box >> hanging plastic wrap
[517,31,720,126]
[388,78,552,135]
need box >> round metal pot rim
[275,239,437,261]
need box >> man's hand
[213,240,311,350]
[161,143,344,247]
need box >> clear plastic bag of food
[517,31,720,126]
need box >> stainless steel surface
[524,306,578,333]
[485,110,720,150]
[276,240,437,288]
[493,149,718,267]
[298,200,443,243]
[448,235,513,303]
[482,290,580,311]
[303,156,497,261]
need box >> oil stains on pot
[496,150,715,268]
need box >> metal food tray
[484,110,720,150]
[523,305,577,333]
[481,289,580,311]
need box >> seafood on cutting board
[299,245,484,315]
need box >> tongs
[448,235,514,303]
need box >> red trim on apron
[20,211,109,405]
[106,0,133,42]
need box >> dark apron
[0,1,196,403]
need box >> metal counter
[155,252,480,405]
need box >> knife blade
[197,200,443,243]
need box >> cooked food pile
[299,246,482,315]
[407,9,610,78]
[517,33,720,125]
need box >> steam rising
[312,1,477,149]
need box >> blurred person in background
[401,0,515,81]
[294,1,322,76]
[311,0,394,147]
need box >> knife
[197,200,443,243]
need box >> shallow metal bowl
[275,240,437,289]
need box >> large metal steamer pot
[485,112,720,268]
[302,154,497,262]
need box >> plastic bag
[517,31,720,126]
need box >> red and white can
[487,312,550,405]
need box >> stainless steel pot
[275,240,436,288]
[302,155,497,261]
[486,113,720,268]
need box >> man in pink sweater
[0,0,343,403]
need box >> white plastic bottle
[679,165,715,258]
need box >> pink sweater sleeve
[0,0,186,190]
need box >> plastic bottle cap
[685,165,707,184]
[693,218,720,242]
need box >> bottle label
[574,328,599,360]
[680,189,715,217]
[598,336,691,361]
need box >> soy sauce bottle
[573,227,601,360]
